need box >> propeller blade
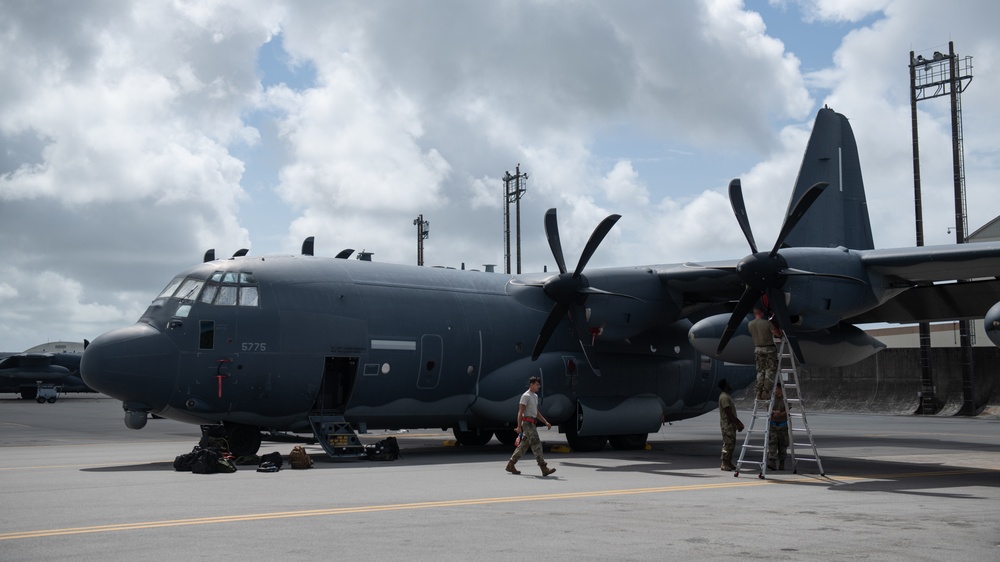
[572,214,621,278]
[543,209,568,275]
[532,302,569,360]
[770,182,828,256]
[717,287,760,354]
[728,179,758,254]
[766,287,804,364]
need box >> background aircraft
[80,108,1000,456]
[1,341,92,403]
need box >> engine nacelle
[688,314,885,368]
[985,302,1000,347]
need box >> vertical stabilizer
[782,107,874,250]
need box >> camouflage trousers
[510,423,546,464]
[768,422,789,461]
[754,346,777,399]
[720,426,736,457]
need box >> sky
[2,0,1000,351]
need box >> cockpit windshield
[155,271,260,308]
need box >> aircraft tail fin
[781,107,874,251]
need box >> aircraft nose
[81,323,178,411]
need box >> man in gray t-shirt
[505,376,556,476]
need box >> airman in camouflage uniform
[767,383,790,470]
[505,376,556,476]
[718,379,744,471]
[748,306,781,400]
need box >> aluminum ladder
[734,334,824,478]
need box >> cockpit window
[239,286,259,306]
[158,271,259,308]
[216,285,238,306]
[157,277,184,299]
[175,279,204,301]
[199,284,218,304]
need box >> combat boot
[505,460,520,475]
[721,453,735,471]
[767,460,777,470]
[778,458,785,471]
[539,462,556,476]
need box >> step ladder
[309,415,368,459]
[734,334,824,478]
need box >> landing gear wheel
[564,424,607,452]
[608,433,648,450]
[21,387,37,400]
[452,427,494,447]
[494,428,518,446]
[225,424,262,456]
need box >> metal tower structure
[909,41,975,414]
[413,214,429,266]
[503,164,528,274]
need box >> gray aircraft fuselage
[81,256,754,445]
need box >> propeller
[530,209,621,360]
[716,179,830,364]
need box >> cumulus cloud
[1,0,1000,350]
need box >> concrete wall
[734,347,1000,416]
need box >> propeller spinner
[716,179,829,364]
[531,209,621,360]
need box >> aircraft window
[200,320,214,349]
[222,272,239,283]
[239,272,257,284]
[210,272,224,282]
[175,279,204,301]
[239,286,259,306]
[175,304,191,318]
[157,277,184,299]
[216,285,238,306]
[200,283,218,304]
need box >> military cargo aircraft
[1,341,92,402]
[80,108,1000,456]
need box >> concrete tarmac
[2,396,998,561]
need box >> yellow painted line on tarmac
[0,480,772,540]
[2,467,995,541]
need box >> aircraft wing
[661,262,744,318]
[0,352,75,381]
[860,241,1000,283]
[847,242,1000,324]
